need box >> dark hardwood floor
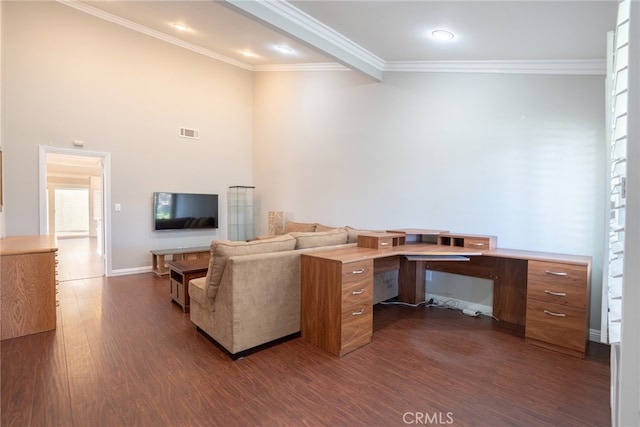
[1,273,610,426]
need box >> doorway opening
[39,147,111,281]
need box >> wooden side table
[167,258,209,312]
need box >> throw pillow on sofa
[315,223,341,232]
[205,234,297,300]
[283,220,317,233]
[289,229,348,249]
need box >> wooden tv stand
[301,229,591,359]
[150,246,209,276]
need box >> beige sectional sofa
[188,223,397,357]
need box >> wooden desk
[300,243,480,357]
[167,258,209,312]
[301,237,591,358]
[1,235,58,340]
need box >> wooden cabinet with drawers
[525,260,591,358]
[1,235,58,341]
[357,232,405,249]
[301,255,373,356]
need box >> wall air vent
[179,127,200,139]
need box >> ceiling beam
[221,0,384,81]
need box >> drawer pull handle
[543,309,566,317]
[352,269,366,275]
[352,308,365,316]
[544,290,567,297]
[352,289,365,295]
[544,270,568,277]
[381,242,389,246]
[469,242,485,247]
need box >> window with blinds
[604,0,630,345]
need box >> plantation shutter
[603,0,630,345]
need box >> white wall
[253,70,606,331]
[2,2,254,272]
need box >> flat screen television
[153,192,218,231]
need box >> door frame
[39,145,112,276]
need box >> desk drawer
[527,279,587,308]
[342,280,373,307]
[342,260,373,286]
[525,299,587,353]
[463,237,492,250]
[527,260,588,289]
[340,304,373,356]
[375,237,394,249]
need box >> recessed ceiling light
[275,45,294,54]
[432,30,454,41]
[239,50,257,58]
[171,23,190,32]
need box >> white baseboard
[109,266,152,276]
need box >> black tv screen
[153,192,218,230]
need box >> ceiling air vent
[179,127,200,139]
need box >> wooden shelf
[386,228,448,245]
[437,233,497,250]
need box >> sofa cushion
[283,220,317,233]
[345,226,385,243]
[315,223,340,232]
[205,234,296,299]
[289,229,348,249]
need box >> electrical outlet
[426,271,433,281]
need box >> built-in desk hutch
[301,228,591,359]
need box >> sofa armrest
[188,277,212,310]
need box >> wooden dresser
[1,235,58,340]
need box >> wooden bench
[150,246,210,276]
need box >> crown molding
[383,59,607,75]
[57,0,253,71]
[222,0,384,81]
[254,59,606,75]
[253,63,350,72]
